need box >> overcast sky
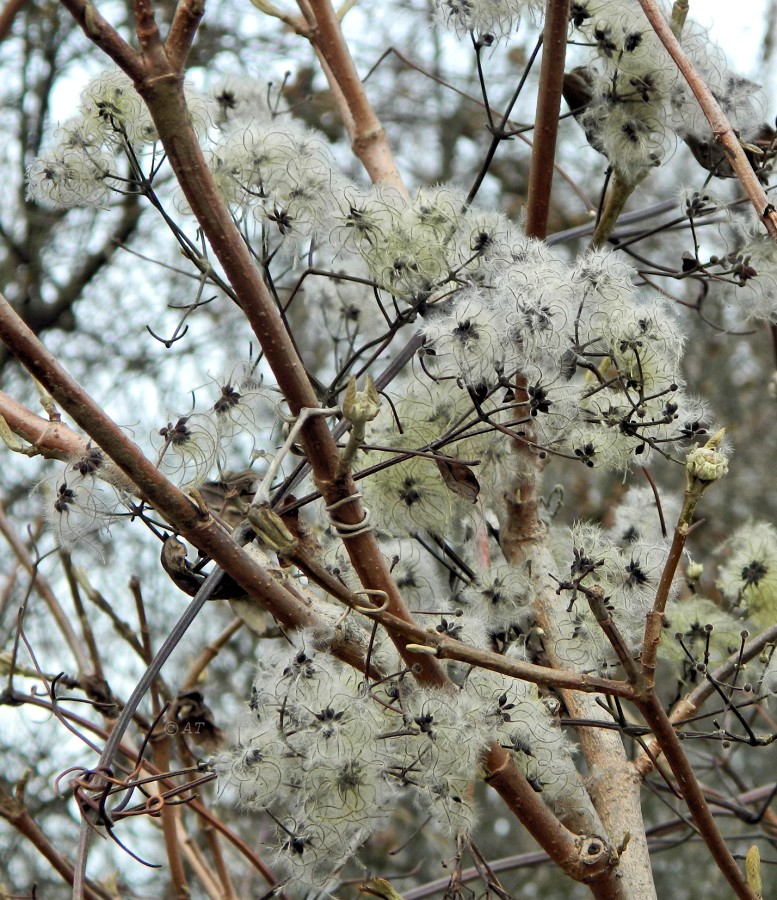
[698,0,773,83]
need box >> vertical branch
[60,553,108,689]
[641,431,728,691]
[301,0,408,194]
[638,0,777,242]
[639,514,689,690]
[634,622,777,777]
[151,736,190,899]
[524,0,569,239]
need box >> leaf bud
[342,375,381,427]
[685,428,728,488]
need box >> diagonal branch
[166,0,205,71]
[632,693,757,899]
[634,621,777,777]
[638,0,777,242]
[58,0,442,686]
[0,500,92,675]
[0,289,625,895]
[58,0,144,79]
[0,292,366,670]
[0,779,111,900]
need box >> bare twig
[0,778,111,900]
[0,390,86,461]
[635,622,777,776]
[182,617,244,691]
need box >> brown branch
[0,779,111,900]
[166,0,205,71]
[498,377,650,889]
[0,500,91,675]
[638,0,777,242]
[3,688,285,892]
[150,734,189,899]
[632,693,757,899]
[182,617,243,691]
[640,517,688,692]
[47,5,630,889]
[291,543,635,697]
[60,552,106,683]
[635,622,777,777]
[585,585,643,687]
[77,16,440,685]
[201,821,238,900]
[483,745,622,892]
[524,0,569,239]
[177,829,222,900]
[58,0,144,79]
[132,0,166,64]
[0,389,86,461]
[302,0,407,193]
[531,577,657,897]
[0,0,24,43]
[0,293,367,671]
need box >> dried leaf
[435,457,480,503]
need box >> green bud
[685,560,703,581]
[342,375,381,427]
[686,428,728,487]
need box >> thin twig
[182,617,244,691]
